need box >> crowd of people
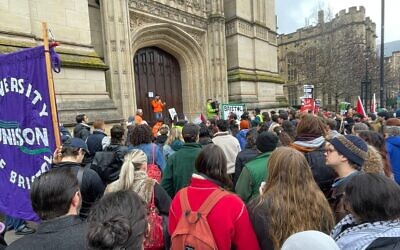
[1,105,400,250]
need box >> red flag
[200,113,206,123]
[356,96,367,117]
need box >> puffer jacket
[386,136,400,184]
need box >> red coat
[168,176,260,250]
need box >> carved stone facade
[224,0,285,109]
[1,0,284,125]
[278,7,377,108]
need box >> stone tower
[224,0,285,109]
[0,0,285,125]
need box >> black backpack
[90,151,122,185]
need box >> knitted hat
[330,135,368,167]
[256,131,278,153]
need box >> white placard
[148,92,154,98]
[168,108,177,120]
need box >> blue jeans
[155,112,163,120]
[5,216,25,231]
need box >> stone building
[0,0,284,125]
[278,6,376,109]
[384,51,400,106]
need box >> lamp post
[380,0,385,107]
[361,46,372,111]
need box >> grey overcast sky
[276,0,400,42]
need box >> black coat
[234,148,259,187]
[0,234,6,250]
[366,237,400,250]
[53,162,105,218]
[303,145,336,196]
[6,215,87,250]
[247,199,274,250]
[105,144,129,163]
[73,123,90,141]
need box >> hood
[171,139,184,151]
[387,136,400,147]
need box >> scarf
[213,131,229,137]
[130,171,155,204]
[331,214,400,250]
[291,136,325,153]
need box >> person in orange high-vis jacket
[151,94,166,120]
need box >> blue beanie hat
[330,135,368,167]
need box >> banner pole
[42,22,61,148]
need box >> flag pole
[42,22,61,148]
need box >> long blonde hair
[106,150,154,203]
[165,127,184,145]
[257,147,334,249]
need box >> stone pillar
[101,0,136,120]
[207,0,229,103]
[224,0,285,109]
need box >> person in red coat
[168,144,260,250]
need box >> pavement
[4,222,38,245]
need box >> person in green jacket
[206,98,219,119]
[235,131,278,203]
[161,123,202,198]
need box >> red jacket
[168,176,260,250]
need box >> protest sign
[168,108,177,120]
[221,104,245,120]
[0,45,59,221]
[300,98,314,113]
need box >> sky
[276,0,400,43]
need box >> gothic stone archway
[134,47,183,123]
[131,23,207,121]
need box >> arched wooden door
[134,47,183,124]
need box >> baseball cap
[63,138,89,154]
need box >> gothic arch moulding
[130,23,208,119]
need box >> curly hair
[255,147,334,249]
[130,124,153,146]
[358,130,392,178]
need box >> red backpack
[171,188,229,250]
[147,144,162,183]
[144,191,164,250]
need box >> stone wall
[278,6,377,107]
[0,0,121,126]
[225,0,285,109]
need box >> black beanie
[256,132,278,153]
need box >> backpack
[147,144,162,183]
[90,151,121,184]
[144,191,165,250]
[171,188,229,250]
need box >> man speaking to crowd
[151,94,166,120]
